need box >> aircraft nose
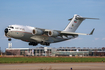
[4,28,8,34]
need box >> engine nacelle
[32,29,43,35]
[48,30,59,37]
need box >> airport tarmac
[0,63,105,70]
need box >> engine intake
[48,30,59,37]
[32,29,43,35]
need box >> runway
[0,63,105,70]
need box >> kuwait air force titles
[4,14,98,46]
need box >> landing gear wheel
[29,42,38,46]
[8,38,11,41]
[40,41,50,46]
[46,42,50,46]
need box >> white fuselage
[5,25,77,44]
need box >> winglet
[89,28,95,35]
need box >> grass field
[0,57,105,63]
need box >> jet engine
[32,29,43,35]
[48,30,59,37]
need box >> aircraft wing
[60,28,95,35]
[44,28,95,36]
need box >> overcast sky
[0,0,105,51]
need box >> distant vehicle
[4,14,98,46]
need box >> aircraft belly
[21,32,35,42]
[9,31,24,39]
[30,35,77,43]
[31,35,54,43]
[52,37,69,43]
[9,31,78,43]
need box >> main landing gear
[29,42,38,46]
[40,41,50,46]
[29,41,50,46]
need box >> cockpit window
[8,26,14,29]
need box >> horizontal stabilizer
[76,17,99,20]
[68,17,99,21]
[68,18,72,21]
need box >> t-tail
[64,14,99,32]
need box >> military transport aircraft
[4,14,98,46]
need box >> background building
[5,47,105,56]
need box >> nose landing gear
[8,38,11,41]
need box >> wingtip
[89,28,95,35]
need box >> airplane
[4,14,99,46]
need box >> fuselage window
[15,27,19,29]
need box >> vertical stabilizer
[64,14,84,32]
[64,14,99,32]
